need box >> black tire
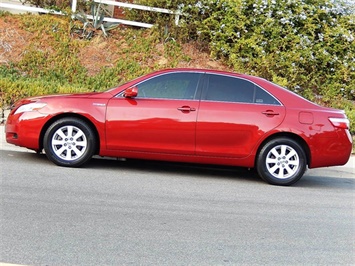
[43,118,96,167]
[256,137,307,186]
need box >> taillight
[329,117,350,129]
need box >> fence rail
[0,0,181,28]
[0,2,64,15]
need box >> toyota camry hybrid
[5,68,352,185]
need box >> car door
[105,72,202,154]
[196,74,286,158]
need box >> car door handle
[262,110,279,117]
[177,106,196,112]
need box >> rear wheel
[256,137,307,186]
[43,118,96,167]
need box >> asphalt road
[0,128,354,265]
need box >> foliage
[73,1,119,39]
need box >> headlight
[14,102,47,115]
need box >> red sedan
[5,68,352,185]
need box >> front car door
[196,74,286,158]
[105,72,202,155]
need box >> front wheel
[256,138,307,186]
[43,118,96,167]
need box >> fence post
[175,13,180,26]
[72,0,77,13]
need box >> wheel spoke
[266,157,277,164]
[270,147,280,158]
[280,145,287,157]
[56,129,67,140]
[73,131,84,141]
[52,139,65,145]
[67,126,74,138]
[269,164,280,174]
[75,137,87,145]
[277,168,286,179]
[288,160,299,166]
[54,146,66,157]
[284,165,295,176]
[72,146,84,157]
[286,149,297,160]
[65,149,73,160]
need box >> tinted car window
[136,73,201,99]
[254,86,280,105]
[204,74,280,105]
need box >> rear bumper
[309,129,352,168]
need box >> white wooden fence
[0,0,181,28]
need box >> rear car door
[196,74,286,158]
[105,72,202,154]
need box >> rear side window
[254,86,280,105]
[204,74,280,105]
[136,72,201,100]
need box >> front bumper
[5,111,50,151]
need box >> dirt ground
[0,16,31,64]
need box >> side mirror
[124,86,138,98]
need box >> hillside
[0,14,230,77]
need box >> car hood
[11,92,107,110]
[34,92,103,100]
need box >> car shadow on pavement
[88,156,264,184]
[295,172,354,190]
[2,150,353,188]
[89,157,355,189]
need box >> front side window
[204,74,280,105]
[136,72,201,100]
